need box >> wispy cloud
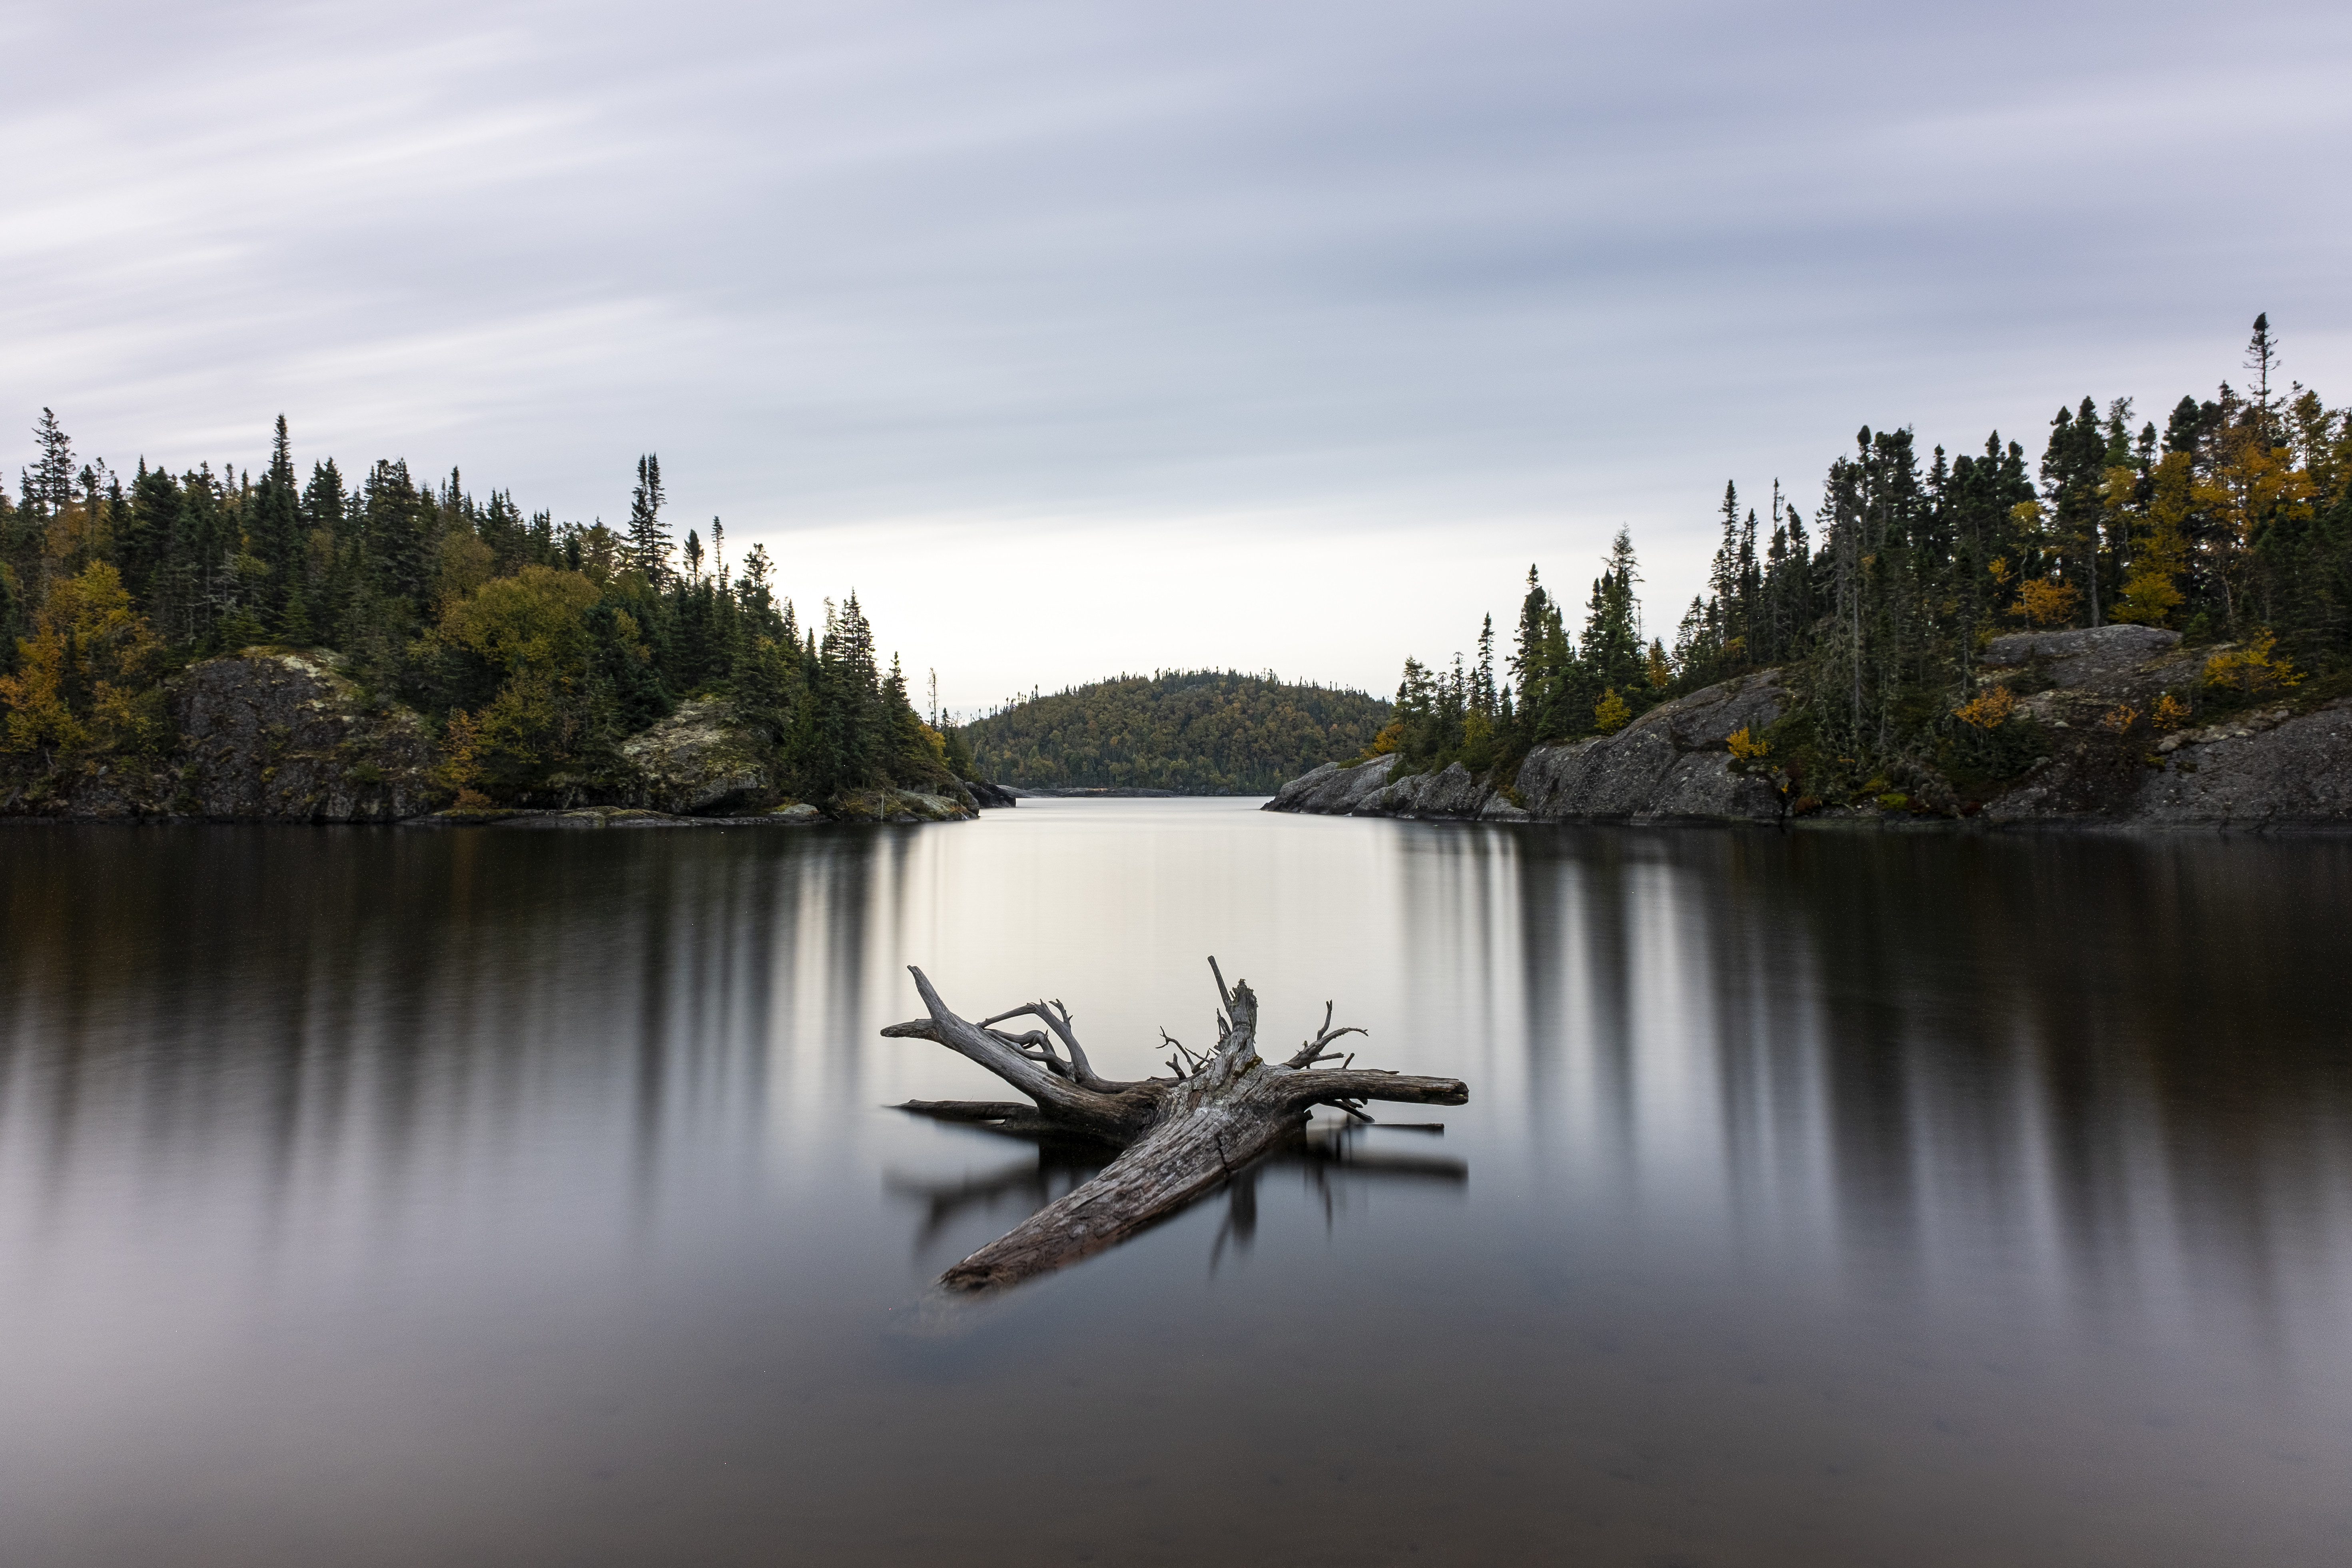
[7,0,2349,704]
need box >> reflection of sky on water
[2,806,2349,1564]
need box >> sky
[6,1,2350,714]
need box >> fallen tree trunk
[881,959,1468,1291]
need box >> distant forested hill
[959,671,1390,793]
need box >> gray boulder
[1514,673,1785,821]
[1983,624,2180,691]
[618,698,774,814]
[1265,672,1787,824]
[1265,754,1412,815]
[832,787,976,823]
[2122,699,2352,826]
[1383,761,1496,818]
[1974,631,2352,828]
[165,651,442,820]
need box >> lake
[3,802,2349,1566]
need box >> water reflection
[2,810,2349,1566]
[4,819,2348,1324]
[887,1116,1467,1276]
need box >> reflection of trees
[7,816,2349,1338]
[0,824,896,1237]
[1495,821,2352,1334]
[1767,833,2352,1319]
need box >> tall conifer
[626,455,669,584]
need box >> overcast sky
[7,1,2349,711]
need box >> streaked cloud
[7,0,2349,708]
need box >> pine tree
[253,415,303,630]
[1508,567,1554,733]
[362,459,431,607]
[120,461,178,615]
[2042,397,2109,624]
[805,590,882,796]
[1582,529,1646,698]
[28,409,74,517]
[2244,313,2280,443]
[626,454,669,584]
[1473,614,1496,715]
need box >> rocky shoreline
[1,650,1011,827]
[1265,626,2352,831]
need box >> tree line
[1374,316,2352,803]
[0,419,962,806]
[962,670,1391,793]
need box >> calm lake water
[3,802,2350,1566]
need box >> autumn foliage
[2201,632,2302,698]
[0,561,166,762]
[1952,686,2017,730]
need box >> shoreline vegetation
[1,432,999,823]
[962,670,1390,794]
[1279,316,2351,829]
[11,317,2347,829]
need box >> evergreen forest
[0,421,963,807]
[961,670,1390,793]
[1374,317,2352,808]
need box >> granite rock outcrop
[1268,635,2352,830]
[2,650,443,821]
[1266,672,1788,824]
[618,698,775,815]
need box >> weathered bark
[881,959,1468,1292]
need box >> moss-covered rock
[2,649,444,821]
[616,698,774,815]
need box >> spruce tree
[1508,566,1553,733]
[1473,614,1496,714]
[1582,529,1646,698]
[2041,398,2109,624]
[121,461,179,617]
[253,416,303,630]
[362,459,431,608]
[2244,313,2279,442]
[29,409,74,517]
[626,454,669,584]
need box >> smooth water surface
[4,803,2350,1566]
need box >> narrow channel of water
[2,804,2348,1565]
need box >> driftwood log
[881,958,1469,1291]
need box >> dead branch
[1283,1000,1369,1068]
[879,958,1468,1292]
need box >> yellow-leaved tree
[2108,453,2191,625]
[1953,685,2017,730]
[0,561,167,765]
[1593,688,1631,734]
[2201,631,2301,700]
[1359,718,1405,759]
[2011,578,2079,628]
[434,565,604,799]
[2212,425,2316,549]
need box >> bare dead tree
[880,958,1468,1291]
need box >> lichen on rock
[618,698,774,815]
